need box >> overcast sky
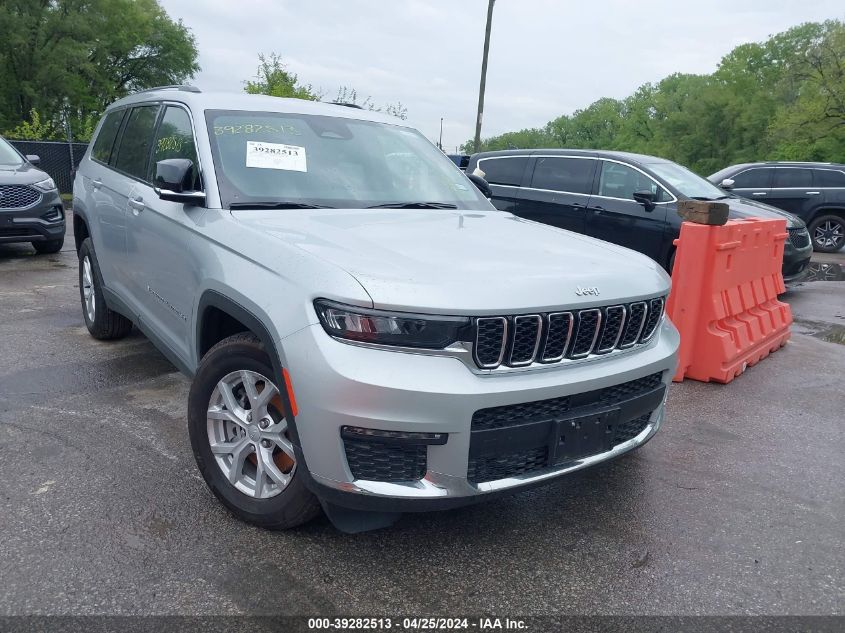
[159,0,843,152]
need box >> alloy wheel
[82,256,96,323]
[206,370,296,499]
[813,220,844,250]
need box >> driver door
[126,104,205,367]
[585,160,669,263]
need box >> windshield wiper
[229,201,335,210]
[690,196,730,201]
[366,202,458,209]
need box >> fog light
[340,426,447,445]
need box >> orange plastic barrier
[667,218,793,383]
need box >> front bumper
[0,190,65,244]
[282,318,680,512]
[782,228,813,284]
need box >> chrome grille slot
[541,312,573,362]
[619,302,647,348]
[508,315,542,367]
[570,309,602,358]
[474,317,507,368]
[639,298,664,342]
[595,305,625,354]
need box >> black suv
[709,162,845,253]
[467,150,813,282]
[0,135,65,253]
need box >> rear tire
[808,214,845,253]
[188,333,321,530]
[78,238,133,340]
[32,238,64,254]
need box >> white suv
[72,86,679,532]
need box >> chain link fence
[8,140,89,194]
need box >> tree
[245,53,321,101]
[0,0,199,140]
[244,53,408,120]
[465,19,845,174]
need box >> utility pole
[473,0,495,153]
[438,117,444,150]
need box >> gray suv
[73,86,679,532]
[0,135,65,253]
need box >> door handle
[92,179,102,190]
[806,191,820,195]
[588,205,605,214]
[751,192,767,196]
[128,197,145,214]
[571,202,585,209]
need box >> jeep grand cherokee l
[468,150,813,282]
[72,87,679,532]
[0,135,65,253]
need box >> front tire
[808,214,845,253]
[32,238,64,254]
[78,238,133,340]
[188,333,321,530]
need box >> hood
[0,161,49,185]
[231,208,670,314]
[722,195,804,229]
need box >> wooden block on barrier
[677,200,729,225]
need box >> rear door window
[731,167,772,189]
[530,157,595,194]
[112,105,160,180]
[815,169,845,187]
[477,156,529,186]
[773,168,813,188]
[91,110,125,164]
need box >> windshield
[0,137,24,166]
[206,110,490,210]
[649,162,728,200]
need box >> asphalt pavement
[0,216,843,616]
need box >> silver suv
[73,86,679,532]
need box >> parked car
[708,161,845,253]
[467,150,813,282]
[0,135,65,254]
[73,86,679,532]
[447,153,470,170]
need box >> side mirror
[153,158,205,204]
[467,173,492,199]
[26,154,40,165]
[632,190,657,211]
[719,178,735,190]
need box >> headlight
[314,299,470,349]
[32,177,57,192]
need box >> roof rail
[331,102,364,110]
[133,85,201,95]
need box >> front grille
[471,372,663,431]
[472,297,665,369]
[612,413,651,444]
[0,185,41,209]
[0,228,37,238]
[788,228,810,249]
[468,447,548,483]
[343,438,427,482]
[468,371,665,483]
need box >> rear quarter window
[477,156,529,186]
[91,110,126,164]
[815,169,845,187]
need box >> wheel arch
[807,205,845,224]
[72,211,90,252]
[194,289,308,473]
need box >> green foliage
[465,20,845,174]
[245,54,408,120]
[3,109,58,140]
[0,0,199,140]
[245,54,321,101]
